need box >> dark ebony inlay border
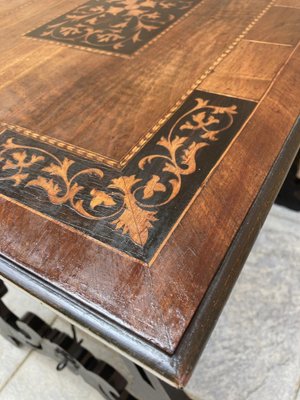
[26,0,203,56]
[0,91,256,262]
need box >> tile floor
[0,204,299,400]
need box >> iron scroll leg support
[0,279,191,400]
[275,150,300,211]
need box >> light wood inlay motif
[26,0,202,56]
[0,91,256,262]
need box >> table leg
[275,150,300,211]
[0,280,191,400]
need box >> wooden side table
[0,0,299,398]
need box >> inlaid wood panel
[246,6,300,45]
[0,0,271,160]
[0,92,256,262]
[0,43,299,363]
[26,0,203,56]
[200,40,293,100]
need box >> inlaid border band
[0,91,256,262]
[19,0,275,168]
[0,0,276,264]
[25,0,204,57]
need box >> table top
[0,0,300,387]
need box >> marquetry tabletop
[0,0,299,387]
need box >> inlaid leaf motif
[143,175,166,199]
[180,112,219,131]
[171,135,188,150]
[129,204,157,246]
[156,136,170,150]
[90,189,116,209]
[60,26,83,36]
[0,95,240,251]
[86,17,99,25]
[12,151,27,165]
[2,158,21,171]
[11,173,29,186]
[30,155,45,164]
[181,142,209,173]
[112,203,157,246]
[163,162,178,175]
[68,182,84,201]
[96,33,123,43]
[109,175,140,194]
[2,138,20,150]
[27,176,61,197]
[112,208,140,245]
[195,98,209,108]
[132,31,142,43]
[110,176,157,245]
[108,6,122,15]
[157,135,187,154]
[2,151,44,171]
[65,14,87,21]
[214,105,237,115]
[43,158,74,180]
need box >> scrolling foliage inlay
[26,0,202,56]
[0,91,256,262]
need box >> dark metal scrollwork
[0,280,190,400]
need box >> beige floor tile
[0,281,56,391]
[0,350,102,400]
[2,281,56,320]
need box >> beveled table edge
[0,116,299,387]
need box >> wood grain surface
[0,0,272,160]
[0,0,299,386]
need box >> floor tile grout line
[0,314,58,394]
[0,350,33,394]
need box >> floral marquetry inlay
[26,0,202,56]
[0,91,256,262]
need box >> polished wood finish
[0,92,256,262]
[0,0,273,159]
[0,0,299,387]
[200,39,293,100]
